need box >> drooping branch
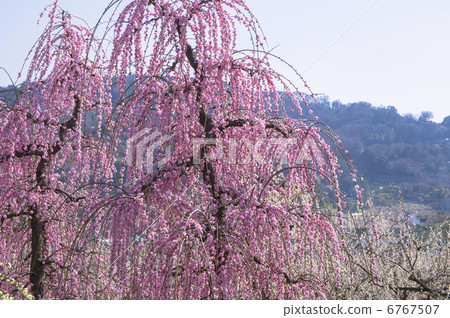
[0,145,44,163]
[218,118,290,138]
[0,210,32,226]
[54,188,86,203]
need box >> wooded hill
[289,96,450,210]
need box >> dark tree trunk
[30,211,45,299]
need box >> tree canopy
[0,0,375,299]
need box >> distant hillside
[288,96,450,210]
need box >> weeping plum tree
[0,0,373,299]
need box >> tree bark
[30,209,45,299]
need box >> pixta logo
[192,136,323,165]
[126,129,172,173]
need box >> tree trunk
[30,208,45,299]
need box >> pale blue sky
[1,0,449,122]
